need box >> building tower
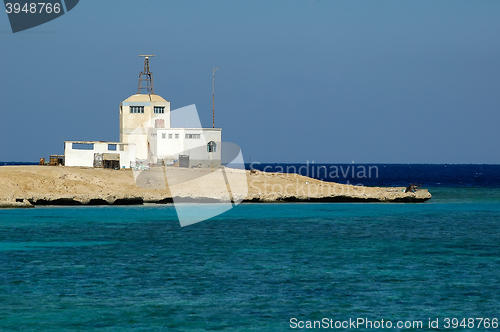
[120,56,170,161]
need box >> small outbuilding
[64,141,136,169]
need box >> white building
[65,56,222,169]
[119,94,222,168]
[64,141,136,169]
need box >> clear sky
[1,0,499,163]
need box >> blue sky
[1,0,499,163]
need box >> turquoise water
[1,188,499,331]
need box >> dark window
[130,106,144,114]
[154,107,165,114]
[72,143,94,150]
[207,141,217,153]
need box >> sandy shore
[0,166,431,208]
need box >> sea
[0,164,499,331]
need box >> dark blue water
[1,162,38,166]
[1,188,500,331]
[246,164,500,188]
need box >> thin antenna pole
[213,66,220,128]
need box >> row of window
[160,133,179,139]
[157,133,203,139]
[142,136,217,153]
[129,106,165,114]
[130,106,144,113]
[162,133,179,139]
[72,143,126,151]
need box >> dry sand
[0,166,431,208]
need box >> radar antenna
[138,55,155,95]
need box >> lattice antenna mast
[138,55,155,95]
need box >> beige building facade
[120,93,222,167]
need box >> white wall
[64,141,136,168]
[154,128,222,164]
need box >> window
[168,134,173,139]
[175,134,179,139]
[207,141,217,153]
[162,133,166,139]
[185,134,201,139]
[130,106,144,114]
[154,106,165,114]
[108,144,117,151]
[72,143,94,150]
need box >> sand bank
[0,166,431,208]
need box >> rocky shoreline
[0,166,431,208]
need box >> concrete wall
[64,141,136,169]
[119,94,170,160]
[154,128,222,167]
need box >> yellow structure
[119,94,170,161]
